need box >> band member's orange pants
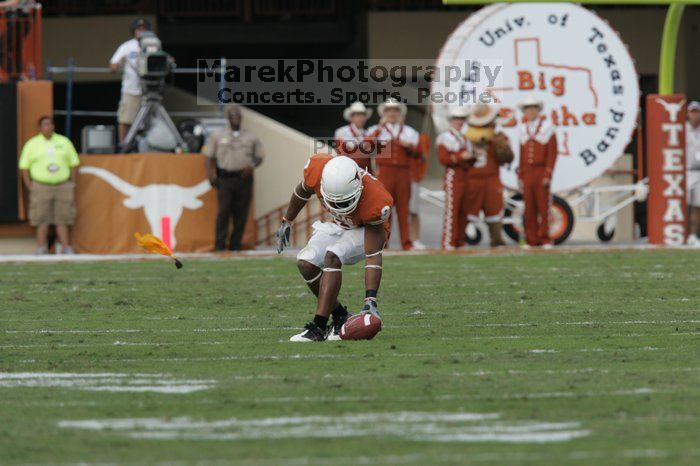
[465,175,503,222]
[442,168,470,249]
[522,166,551,246]
[377,165,412,250]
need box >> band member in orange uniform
[464,104,514,247]
[518,95,558,248]
[334,102,373,173]
[367,98,420,250]
[437,107,473,249]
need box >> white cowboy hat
[447,106,470,119]
[377,98,407,117]
[467,104,499,127]
[343,102,373,122]
[517,94,544,111]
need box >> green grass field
[2,250,700,465]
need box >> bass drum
[503,194,574,245]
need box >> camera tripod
[120,80,188,153]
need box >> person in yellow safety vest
[18,116,80,254]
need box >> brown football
[340,313,382,340]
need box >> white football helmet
[320,156,364,216]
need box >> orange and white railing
[255,196,330,247]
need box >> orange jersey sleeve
[302,153,333,192]
[353,173,394,227]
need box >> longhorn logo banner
[72,154,253,254]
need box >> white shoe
[542,243,554,250]
[412,240,427,250]
[289,322,327,342]
[326,310,351,342]
[687,235,700,248]
[521,244,532,250]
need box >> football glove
[275,220,292,254]
[360,299,381,320]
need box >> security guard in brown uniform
[205,106,264,251]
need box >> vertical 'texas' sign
[646,95,687,245]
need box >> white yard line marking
[466,331,700,340]
[17,448,700,466]
[8,345,682,365]
[57,411,589,444]
[32,387,668,408]
[452,366,700,378]
[83,385,212,394]
[0,341,229,349]
[1,366,699,397]
[3,332,700,351]
[8,383,698,411]
[0,323,682,336]
[389,319,700,329]
[5,319,700,335]
[0,372,215,394]
[231,387,667,405]
[2,327,299,334]
[0,372,157,379]
[0,315,268,323]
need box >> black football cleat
[327,312,352,341]
[289,321,328,342]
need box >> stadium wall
[42,15,157,82]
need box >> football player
[275,155,394,342]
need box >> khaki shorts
[29,181,77,227]
[117,93,142,124]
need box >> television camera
[120,31,188,153]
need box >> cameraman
[109,18,151,143]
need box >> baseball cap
[129,18,152,34]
